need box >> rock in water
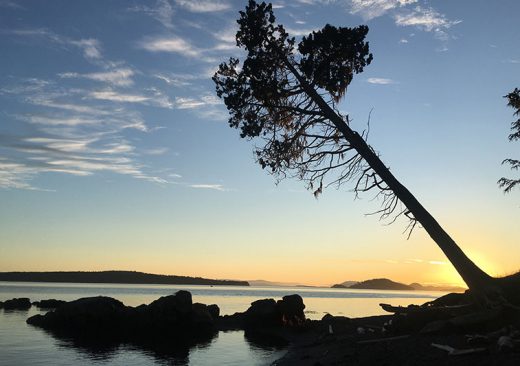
[2,298,32,310]
[27,290,217,344]
[27,296,127,336]
[243,294,307,328]
[32,299,67,309]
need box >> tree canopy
[499,88,520,193]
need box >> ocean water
[0,282,442,365]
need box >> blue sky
[0,0,518,286]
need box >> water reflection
[40,327,286,365]
[49,328,217,365]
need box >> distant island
[331,278,465,292]
[248,279,318,287]
[0,271,249,287]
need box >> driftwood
[357,335,410,344]
[431,343,487,356]
[380,303,472,316]
[379,292,520,337]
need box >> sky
[0,0,518,287]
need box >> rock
[174,290,192,314]
[191,303,215,328]
[33,299,66,309]
[321,315,354,335]
[27,290,217,344]
[27,296,127,334]
[241,295,307,329]
[217,312,245,330]
[244,298,279,327]
[2,298,32,310]
[278,294,305,326]
[207,304,220,319]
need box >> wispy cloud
[214,25,237,44]
[367,77,397,85]
[0,0,24,9]
[0,133,167,189]
[347,1,460,45]
[139,36,201,57]
[174,0,231,13]
[394,6,461,35]
[405,258,448,265]
[175,97,205,109]
[0,161,38,190]
[175,95,221,109]
[350,0,417,20]
[59,68,135,87]
[69,38,102,60]
[428,260,447,265]
[154,73,199,86]
[23,115,101,127]
[189,183,227,191]
[85,88,173,109]
[285,26,318,37]
[0,76,172,189]
[128,0,174,29]
[89,90,151,103]
[5,28,103,62]
[143,147,169,155]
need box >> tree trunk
[284,59,493,293]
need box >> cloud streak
[59,68,135,87]
[350,0,417,20]
[0,75,172,189]
[189,183,228,191]
[128,0,175,29]
[174,0,231,13]
[367,77,397,85]
[5,28,103,62]
[394,6,461,32]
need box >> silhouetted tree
[213,1,496,297]
[498,88,520,193]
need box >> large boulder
[27,296,127,335]
[244,298,280,327]
[224,295,307,330]
[278,294,305,326]
[2,298,32,310]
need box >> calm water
[0,282,443,365]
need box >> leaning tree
[498,88,520,193]
[213,1,502,300]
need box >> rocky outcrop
[219,294,306,330]
[27,290,219,344]
[32,299,67,309]
[27,296,128,336]
[1,297,31,310]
